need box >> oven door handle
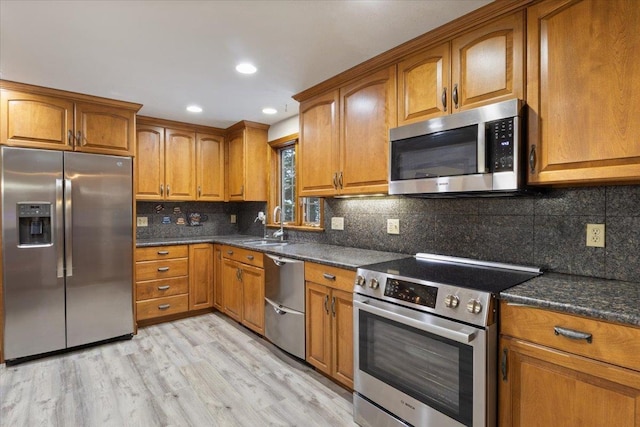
[354,298,477,344]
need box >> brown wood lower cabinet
[305,262,354,389]
[135,244,214,324]
[213,244,224,312]
[499,301,640,426]
[220,245,265,335]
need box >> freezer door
[1,147,66,360]
[64,152,134,347]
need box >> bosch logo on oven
[401,400,416,411]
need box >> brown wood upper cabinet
[226,121,269,201]
[299,66,396,197]
[136,117,225,201]
[526,0,640,185]
[397,12,524,125]
[0,81,140,156]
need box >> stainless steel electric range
[353,253,541,427]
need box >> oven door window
[359,310,474,426]
[391,125,478,181]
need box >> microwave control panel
[488,118,515,172]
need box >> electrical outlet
[586,223,605,247]
[230,214,237,224]
[387,218,400,235]
[331,217,345,230]
[136,216,148,227]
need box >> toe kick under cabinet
[135,244,213,323]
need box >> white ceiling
[0,0,491,129]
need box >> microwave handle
[477,125,486,173]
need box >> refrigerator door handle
[65,179,73,277]
[56,179,65,278]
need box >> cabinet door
[500,337,640,427]
[331,288,354,389]
[196,133,225,201]
[136,125,165,200]
[222,259,242,322]
[227,130,245,201]
[299,90,340,197]
[397,43,450,125]
[0,90,74,150]
[240,264,265,335]
[164,128,196,200]
[451,12,524,112]
[213,245,224,312]
[305,282,331,375]
[527,0,640,185]
[188,244,213,311]
[75,102,135,156]
[340,66,396,195]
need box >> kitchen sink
[243,239,289,247]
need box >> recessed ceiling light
[186,105,202,113]
[236,63,257,74]
[262,107,277,115]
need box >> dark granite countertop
[136,235,408,270]
[500,273,640,327]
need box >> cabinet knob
[160,184,164,197]
[166,185,170,196]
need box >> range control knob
[355,275,366,287]
[444,295,459,308]
[466,299,483,315]
[369,278,379,289]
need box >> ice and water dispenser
[17,202,53,246]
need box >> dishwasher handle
[265,253,302,267]
[265,297,304,316]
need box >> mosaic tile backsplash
[138,185,640,282]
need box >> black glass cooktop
[358,255,540,294]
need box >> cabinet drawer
[501,301,640,371]
[136,276,189,301]
[221,245,263,268]
[136,258,188,281]
[305,262,354,293]
[136,245,188,261]
[136,295,189,321]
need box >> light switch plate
[136,217,148,227]
[387,219,400,235]
[331,217,345,230]
[230,214,237,224]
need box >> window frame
[268,133,323,231]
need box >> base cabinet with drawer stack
[305,262,355,389]
[135,244,214,324]
[221,245,265,335]
[499,301,640,427]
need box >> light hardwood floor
[0,312,357,426]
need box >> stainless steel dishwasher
[264,254,306,359]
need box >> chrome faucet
[272,205,284,240]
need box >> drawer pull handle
[323,273,336,281]
[246,255,254,260]
[554,326,592,343]
[157,285,170,290]
[158,304,171,310]
[227,250,234,255]
[157,267,170,272]
[157,250,170,255]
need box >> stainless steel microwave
[389,99,526,196]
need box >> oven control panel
[384,278,437,309]
[355,270,495,326]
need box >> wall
[267,115,299,141]
[138,185,640,283]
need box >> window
[269,134,322,229]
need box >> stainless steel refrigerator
[1,146,134,362]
